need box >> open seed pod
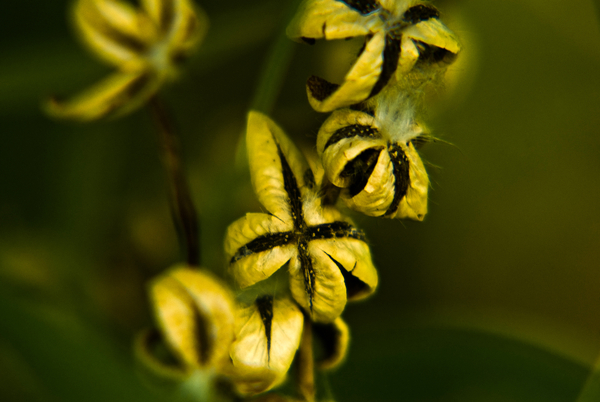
[135,265,236,380]
[317,107,429,220]
[287,0,461,112]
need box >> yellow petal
[286,0,381,41]
[340,149,396,216]
[313,316,350,370]
[75,0,151,68]
[404,18,461,56]
[384,141,429,220]
[225,213,296,289]
[166,0,208,57]
[149,265,236,371]
[306,30,385,112]
[227,296,304,396]
[45,71,160,121]
[289,237,352,324]
[246,111,316,218]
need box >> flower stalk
[149,96,200,266]
[297,315,316,402]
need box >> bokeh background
[1,0,600,401]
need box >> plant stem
[149,96,200,267]
[297,315,316,402]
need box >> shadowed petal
[75,0,152,68]
[313,316,350,370]
[45,70,160,121]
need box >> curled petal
[404,18,461,58]
[247,111,316,218]
[165,0,208,58]
[340,149,395,216]
[45,70,161,121]
[148,265,235,372]
[75,0,153,68]
[225,213,296,289]
[313,316,350,370]
[227,297,304,396]
[286,0,380,41]
[312,237,378,302]
[306,30,386,112]
[383,141,428,220]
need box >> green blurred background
[1,0,600,400]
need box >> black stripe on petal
[256,295,274,362]
[368,35,401,98]
[298,239,316,311]
[192,307,211,365]
[402,4,440,24]
[160,0,175,32]
[324,124,380,151]
[338,0,380,15]
[323,253,369,299]
[277,144,305,230]
[89,7,147,54]
[230,231,296,263]
[307,221,367,242]
[307,76,339,102]
[414,40,458,64]
[384,143,410,217]
[341,148,383,197]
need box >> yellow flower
[316,95,429,220]
[45,0,207,121]
[287,0,460,112]
[224,295,304,396]
[135,265,235,379]
[224,111,378,323]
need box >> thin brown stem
[149,96,200,266]
[297,314,316,402]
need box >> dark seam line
[338,0,381,15]
[324,124,380,151]
[306,221,367,242]
[88,5,148,53]
[230,231,296,264]
[402,4,440,25]
[276,143,305,230]
[298,239,315,311]
[368,35,401,98]
[256,295,274,363]
[384,143,410,216]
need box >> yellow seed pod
[135,265,236,379]
[317,106,429,221]
[224,112,378,323]
[45,0,207,121]
[287,0,461,112]
[224,296,304,396]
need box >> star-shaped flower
[287,0,461,112]
[316,92,429,220]
[46,0,206,121]
[224,112,378,323]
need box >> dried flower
[287,0,460,112]
[46,0,206,121]
[135,265,235,379]
[317,92,429,220]
[225,111,378,323]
